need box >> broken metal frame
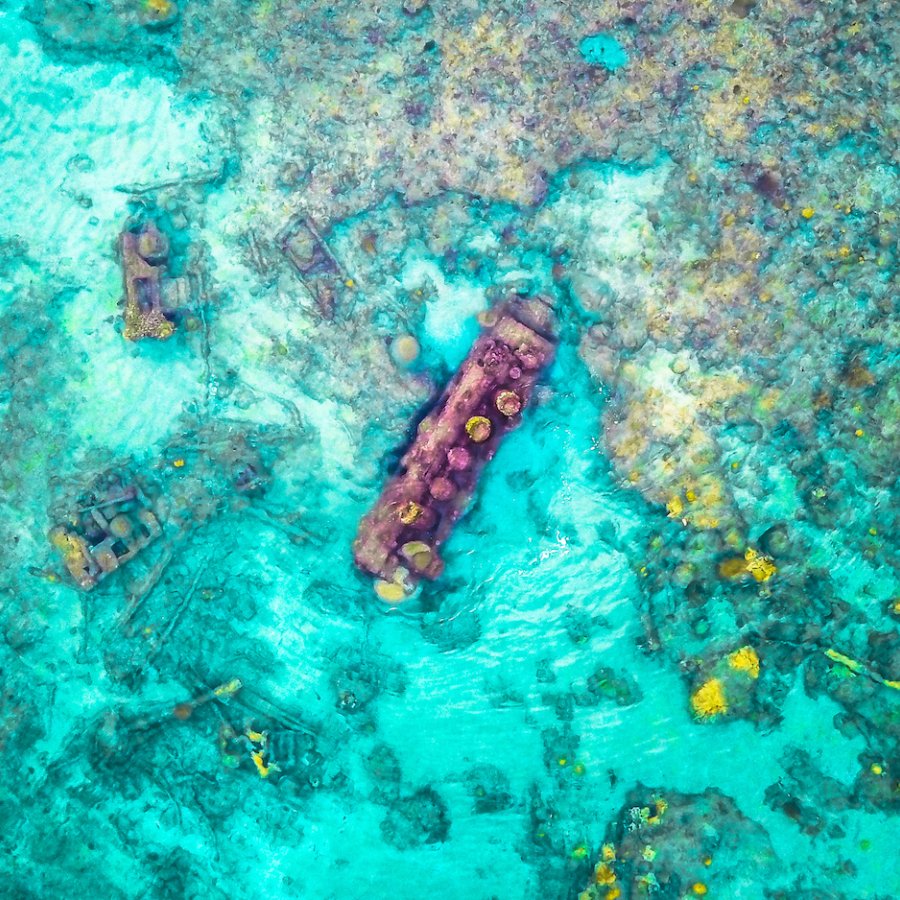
[275,210,359,318]
[49,481,163,592]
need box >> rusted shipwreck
[353,295,556,600]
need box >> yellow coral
[251,751,271,778]
[692,512,721,529]
[691,678,728,718]
[398,501,423,525]
[719,556,749,578]
[213,678,242,698]
[465,415,492,443]
[729,646,760,679]
[646,798,668,825]
[594,863,616,885]
[758,388,781,413]
[824,648,862,674]
[375,580,407,603]
[744,549,777,581]
[719,548,776,582]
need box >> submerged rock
[380,786,451,848]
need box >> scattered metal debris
[216,705,322,784]
[823,648,900,691]
[113,163,230,196]
[142,560,209,667]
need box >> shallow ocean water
[1,1,898,898]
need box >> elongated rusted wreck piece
[354,295,555,600]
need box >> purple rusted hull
[353,297,555,595]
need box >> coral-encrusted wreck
[119,221,176,340]
[354,296,555,599]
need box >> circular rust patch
[495,389,522,417]
[447,446,471,470]
[430,477,455,501]
[465,416,492,443]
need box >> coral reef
[580,785,896,900]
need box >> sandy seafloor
[1,1,898,898]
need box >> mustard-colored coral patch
[729,646,760,679]
[744,548,777,582]
[719,548,776,582]
[594,862,616,885]
[691,678,728,718]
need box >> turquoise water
[1,2,898,898]
[579,34,630,73]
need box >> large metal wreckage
[42,671,326,790]
[354,293,557,601]
[43,445,325,784]
[44,429,271,678]
[48,472,163,592]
